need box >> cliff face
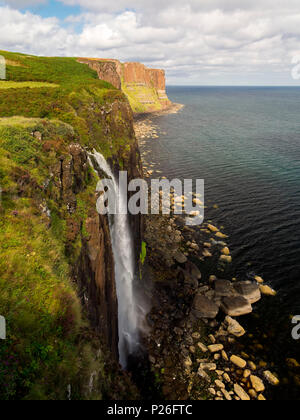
[0,52,141,400]
[78,58,171,113]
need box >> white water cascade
[89,151,140,368]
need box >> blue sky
[26,1,81,20]
[1,0,300,85]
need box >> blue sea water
[140,87,300,398]
[143,86,300,312]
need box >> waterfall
[89,151,139,368]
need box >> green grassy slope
[0,52,138,400]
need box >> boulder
[230,355,247,369]
[234,384,250,401]
[200,363,217,371]
[192,295,219,319]
[219,255,232,263]
[234,281,261,304]
[250,375,265,393]
[225,316,246,337]
[214,279,235,297]
[221,296,252,317]
[208,344,224,353]
[263,371,280,386]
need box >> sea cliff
[78,58,171,113]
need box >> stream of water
[89,151,139,368]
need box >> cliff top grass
[0,50,133,156]
[0,52,138,399]
[0,81,59,89]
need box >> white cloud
[1,1,300,84]
[2,0,46,6]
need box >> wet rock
[234,281,261,304]
[254,276,264,284]
[207,224,219,232]
[259,285,277,296]
[221,296,252,317]
[192,295,219,319]
[219,255,232,263]
[225,316,246,337]
[221,247,230,256]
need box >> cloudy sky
[1,0,300,85]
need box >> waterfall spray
[89,151,139,368]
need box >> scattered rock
[220,255,232,263]
[215,380,225,389]
[207,224,219,232]
[197,342,208,353]
[174,251,188,264]
[208,344,224,353]
[208,388,216,396]
[234,281,261,304]
[192,295,219,319]
[250,375,265,393]
[221,296,252,317]
[200,363,217,371]
[263,371,280,386]
[198,368,211,382]
[230,355,247,369]
[258,394,266,401]
[221,247,230,255]
[214,280,235,297]
[184,357,193,368]
[225,316,246,337]
[234,384,250,401]
[254,276,264,284]
[259,285,277,296]
[221,388,232,400]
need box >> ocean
[139,86,300,398]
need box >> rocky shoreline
[135,117,281,401]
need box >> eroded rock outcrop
[78,58,171,113]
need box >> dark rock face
[192,295,220,319]
[75,215,119,360]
